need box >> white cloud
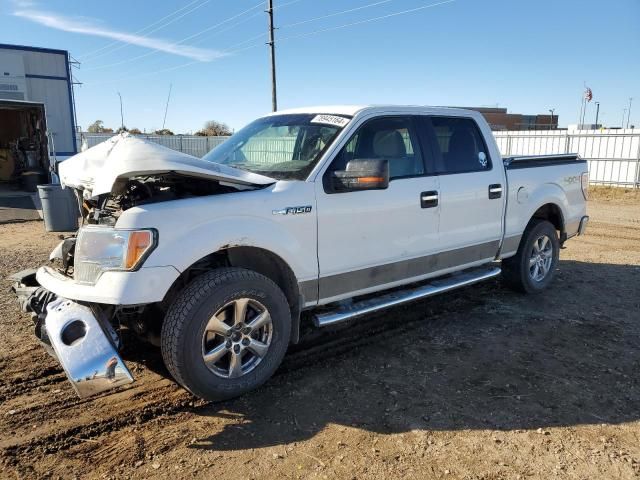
[13,7,224,62]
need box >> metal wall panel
[0,45,76,156]
[26,77,74,153]
[13,49,68,78]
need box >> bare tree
[154,128,174,135]
[129,127,142,134]
[87,120,113,133]
[195,120,232,136]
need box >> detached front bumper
[11,270,134,398]
[43,298,134,397]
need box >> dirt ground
[1,188,639,480]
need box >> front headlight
[74,227,157,285]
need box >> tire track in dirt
[0,282,492,465]
[1,389,195,465]
[2,200,636,476]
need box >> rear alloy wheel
[161,267,291,401]
[528,234,554,282]
[502,219,560,294]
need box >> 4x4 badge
[272,206,313,215]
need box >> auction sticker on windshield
[310,114,350,128]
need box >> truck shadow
[130,259,640,451]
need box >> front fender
[150,214,317,280]
[114,183,318,283]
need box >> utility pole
[622,108,627,128]
[117,92,124,130]
[162,83,173,130]
[548,108,555,130]
[267,0,277,112]
[627,97,633,129]
[594,102,600,127]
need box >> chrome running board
[313,266,501,327]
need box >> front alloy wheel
[161,267,291,401]
[202,298,273,379]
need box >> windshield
[202,113,350,180]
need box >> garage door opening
[0,100,51,222]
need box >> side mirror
[331,158,389,192]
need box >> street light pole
[627,97,633,129]
[594,102,600,127]
[548,108,555,130]
[117,92,124,130]
[622,108,627,128]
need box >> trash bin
[22,171,46,192]
[37,184,79,232]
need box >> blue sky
[3,0,639,132]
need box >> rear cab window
[421,116,492,174]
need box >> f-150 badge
[272,206,313,215]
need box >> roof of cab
[268,105,480,118]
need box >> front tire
[501,219,560,294]
[161,267,291,401]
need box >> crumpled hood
[58,133,275,198]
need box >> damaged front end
[10,134,276,398]
[10,269,134,398]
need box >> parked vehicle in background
[12,106,589,401]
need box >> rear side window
[429,117,491,174]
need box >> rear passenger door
[420,116,503,260]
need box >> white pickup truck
[12,105,589,401]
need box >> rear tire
[501,219,560,294]
[161,267,291,401]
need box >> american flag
[584,87,593,102]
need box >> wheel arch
[164,246,303,344]
[530,202,565,236]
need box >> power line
[224,0,455,54]
[276,0,456,43]
[148,1,265,48]
[83,0,455,86]
[278,0,397,30]
[83,1,265,71]
[78,0,210,60]
[84,0,215,62]
[224,0,398,48]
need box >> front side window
[429,117,491,174]
[329,116,424,180]
[202,114,349,180]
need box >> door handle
[420,191,439,208]
[488,184,502,199]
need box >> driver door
[315,116,440,303]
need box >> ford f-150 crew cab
[11,105,589,401]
